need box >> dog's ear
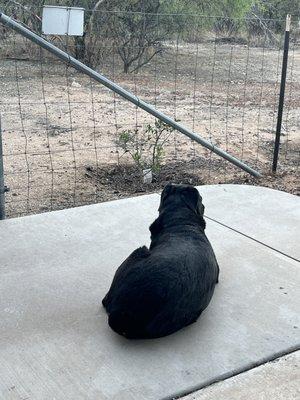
[149,217,162,237]
[180,187,204,216]
[161,183,173,199]
[159,183,173,211]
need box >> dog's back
[103,231,218,339]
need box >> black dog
[102,183,219,339]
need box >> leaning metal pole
[0,11,261,178]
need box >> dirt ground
[0,33,299,218]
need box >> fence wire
[0,9,299,218]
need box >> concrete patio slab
[181,350,300,400]
[198,184,300,260]
[0,185,299,400]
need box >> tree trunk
[74,36,86,62]
[123,62,130,73]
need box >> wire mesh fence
[0,7,299,218]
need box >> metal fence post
[272,14,291,173]
[0,114,6,220]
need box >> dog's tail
[108,310,147,339]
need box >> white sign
[143,168,153,184]
[42,6,84,36]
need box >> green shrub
[117,120,174,174]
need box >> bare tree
[108,0,165,73]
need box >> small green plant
[117,120,174,174]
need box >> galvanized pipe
[0,11,261,177]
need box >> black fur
[102,183,219,339]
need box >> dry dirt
[0,34,299,217]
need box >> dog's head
[159,183,205,217]
[150,183,205,238]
